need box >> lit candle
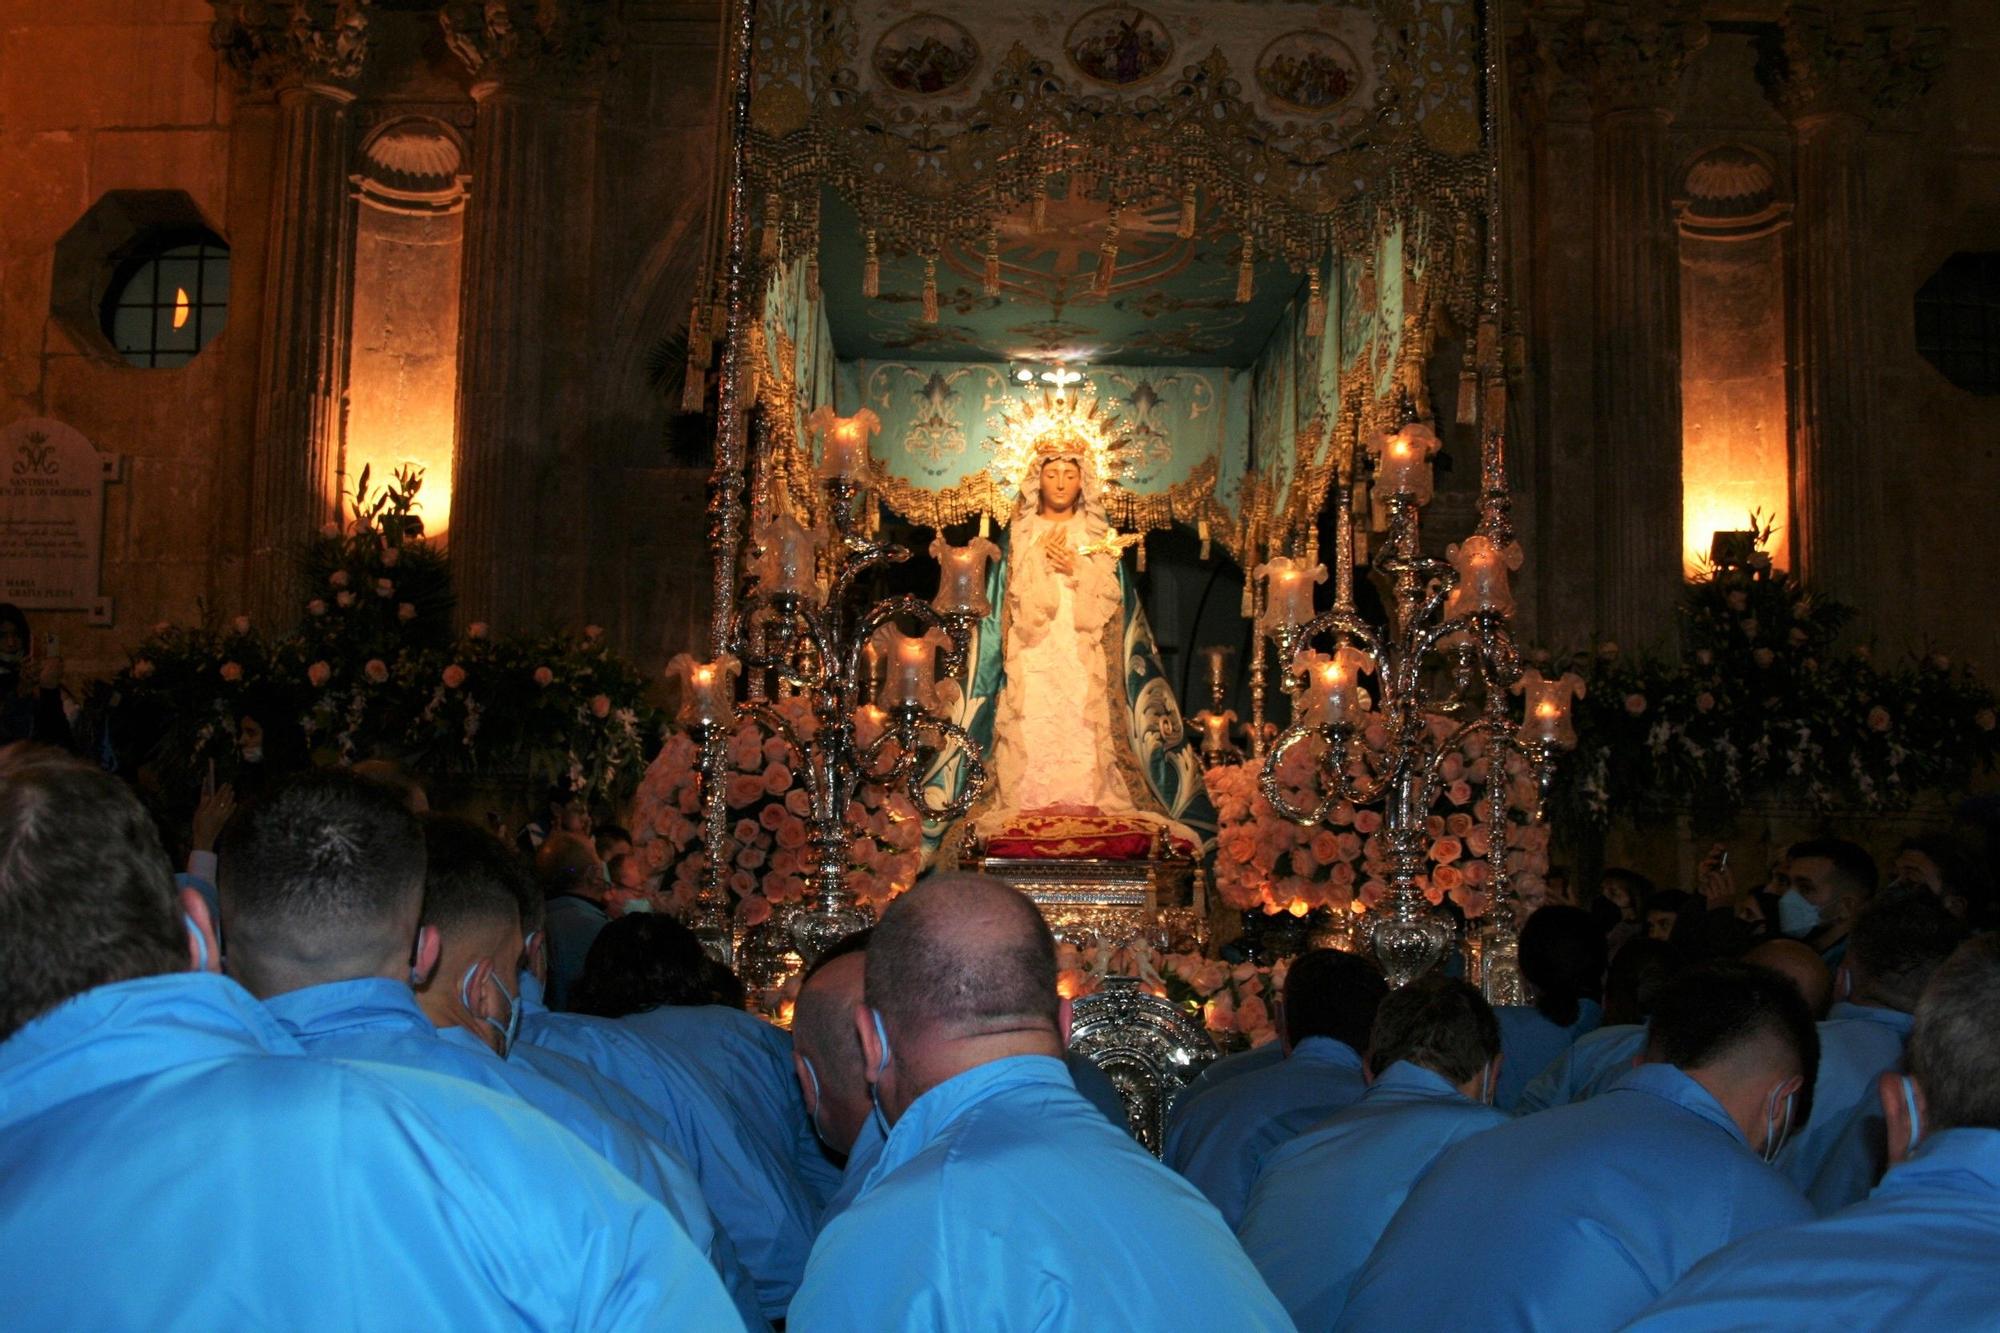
[751,511,818,599]
[665,652,741,728]
[1514,669,1586,749]
[1444,535,1524,620]
[930,534,1001,616]
[1297,646,1373,726]
[853,702,890,750]
[1192,708,1238,756]
[807,405,881,482]
[1370,422,1441,503]
[1254,556,1327,634]
[875,626,951,709]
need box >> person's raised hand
[1696,842,1737,907]
[192,782,236,854]
[35,654,62,691]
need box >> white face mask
[1900,1075,1923,1154]
[1477,1060,1495,1105]
[1760,1085,1797,1164]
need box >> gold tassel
[983,231,1000,297]
[806,257,820,301]
[1241,572,1255,619]
[1094,205,1120,298]
[759,191,780,262]
[1198,518,1211,562]
[862,230,880,299]
[1135,534,1146,572]
[979,510,990,538]
[1456,359,1478,426]
[1236,240,1255,303]
[1305,266,1325,337]
[685,290,708,363]
[921,256,939,323]
[680,359,705,414]
[1178,185,1197,239]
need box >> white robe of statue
[990,457,1134,814]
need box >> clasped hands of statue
[1039,525,1077,578]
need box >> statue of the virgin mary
[989,447,1137,813]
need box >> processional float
[669,0,1576,994]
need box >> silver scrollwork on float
[1067,976,1219,1156]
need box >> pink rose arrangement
[629,696,926,921]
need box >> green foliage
[1551,532,1997,828]
[85,468,662,817]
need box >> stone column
[1582,3,1706,654]
[441,1,614,631]
[212,1,372,623]
[1517,7,1602,651]
[1763,4,1944,614]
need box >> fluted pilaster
[213,0,372,623]
[1584,2,1706,652]
[1762,3,1945,609]
[443,0,616,631]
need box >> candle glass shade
[1253,556,1328,635]
[666,652,742,728]
[806,405,882,482]
[1192,708,1239,757]
[874,625,952,709]
[930,534,1000,616]
[1369,422,1441,504]
[1443,535,1524,620]
[1514,669,1586,749]
[1295,646,1374,726]
[751,512,818,600]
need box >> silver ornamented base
[1066,976,1219,1156]
[966,852,1197,952]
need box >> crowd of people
[2,735,1996,1330]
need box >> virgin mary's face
[1039,458,1082,513]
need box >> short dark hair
[217,768,425,996]
[1367,976,1499,1082]
[570,914,729,1017]
[1520,905,1608,1027]
[1648,962,1821,1124]
[421,815,533,938]
[1603,936,1686,1025]
[593,824,632,856]
[1282,949,1387,1052]
[0,744,182,1042]
[1787,837,1877,900]
[536,833,602,900]
[866,875,1057,1036]
[1845,885,1967,1011]
[1909,936,2000,1132]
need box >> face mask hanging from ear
[458,962,522,1056]
[1900,1075,1923,1154]
[867,1008,893,1138]
[1761,1085,1798,1165]
[801,1055,832,1148]
[1477,1059,1495,1106]
[183,912,210,972]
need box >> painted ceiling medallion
[1256,31,1360,114]
[872,13,981,97]
[1065,6,1174,88]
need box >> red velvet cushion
[983,811,1193,861]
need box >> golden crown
[985,388,1135,504]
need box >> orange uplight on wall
[172,288,191,330]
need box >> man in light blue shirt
[1626,935,2000,1330]
[1164,949,1387,1226]
[0,745,742,1331]
[572,911,847,1210]
[1168,1038,1286,1125]
[1493,904,1607,1110]
[1516,936,1683,1115]
[1777,886,1962,1210]
[787,930,885,1230]
[539,831,611,1010]
[790,874,1292,1331]
[1238,975,1508,1328]
[1338,962,1818,1333]
[215,776,764,1325]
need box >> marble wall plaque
[0,417,117,622]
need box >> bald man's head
[793,950,871,1153]
[866,874,1059,1040]
[1744,938,1833,1019]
